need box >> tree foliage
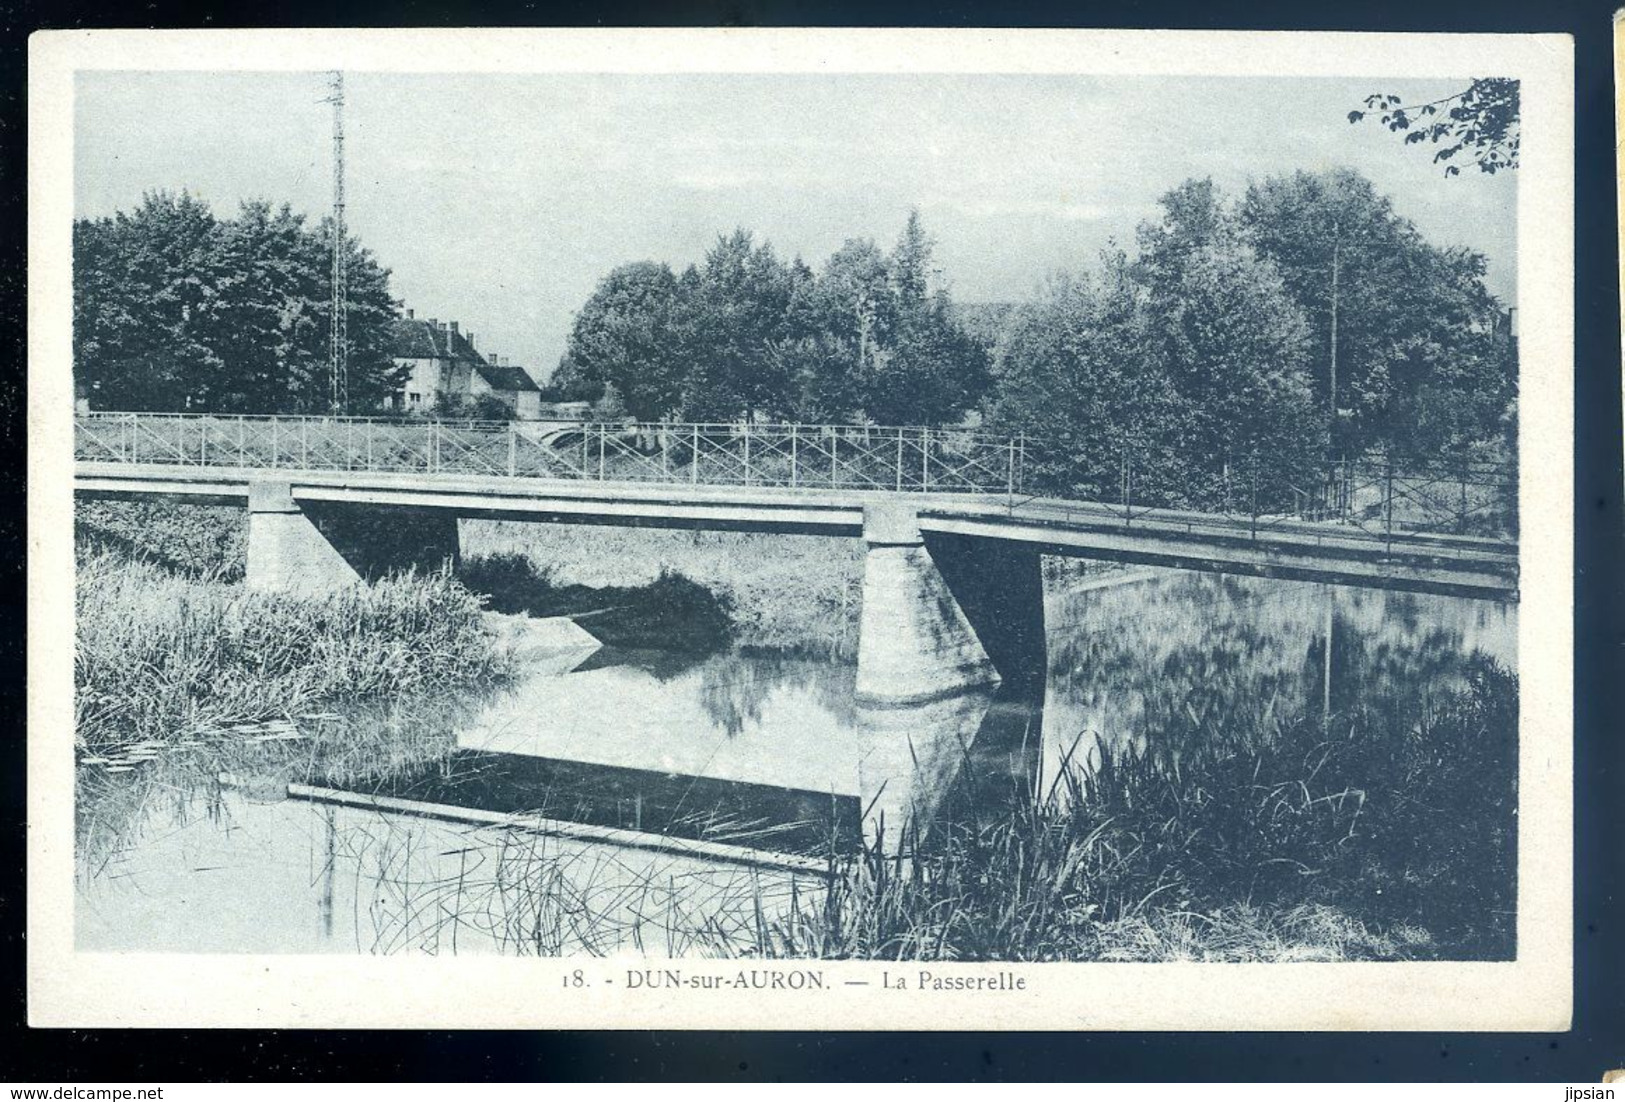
[1348,79,1519,176]
[680,230,805,421]
[1136,181,1325,501]
[1239,168,1516,456]
[556,212,989,425]
[554,261,689,421]
[990,181,1324,508]
[987,172,1514,505]
[74,191,403,413]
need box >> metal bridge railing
[72,413,1026,495]
[73,412,1518,546]
[1013,437,1518,548]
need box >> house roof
[389,317,483,362]
[474,363,541,393]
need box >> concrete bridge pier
[854,503,1046,706]
[246,480,461,595]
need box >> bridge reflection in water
[294,648,1029,862]
[73,571,1515,956]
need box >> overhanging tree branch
[1348,78,1520,177]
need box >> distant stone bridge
[74,413,1519,706]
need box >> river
[74,567,1516,956]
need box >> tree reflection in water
[1043,571,1514,782]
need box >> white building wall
[394,357,448,411]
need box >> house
[387,309,486,413]
[471,355,542,420]
[388,308,548,419]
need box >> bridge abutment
[246,481,460,595]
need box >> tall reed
[727,661,1517,963]
[75,549,510,752]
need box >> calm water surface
[75,568,1516,955]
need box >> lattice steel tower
[326,71,348,412]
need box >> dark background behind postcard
[1,0,1619,1081]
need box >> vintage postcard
[28,28,1573,1030]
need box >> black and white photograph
[26,29,1574,1031]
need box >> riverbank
[76,501,1144,660]
[76,502,864,656]
[74,548,511,754]
[464,521,866,657]
[72,503,1516,962]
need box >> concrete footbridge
[74,413,1519,706]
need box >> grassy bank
[464,521,865,657]
[77,499,246,579]
[75,549,510,753]
[733,660,1516,962]
[73,504,1513,962]
[459,552,734,652]
[75,503,1135,660]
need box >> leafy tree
[679,230,804,421]
[554,212,990,426]
[767,240,891,420]
[556,261,689,421]
[1348,79,1519,176]
[858,212,991,424]
[988,259,1177,498]
[865,293,991,425]
[1238,168,1515,456]
[1133,180,1325,504]
[205,201,311,411]
[73,192,219,411]
[989,181,1323,509]
[889,209,933,307]
[538,356,605,403]
[73,191,403,413]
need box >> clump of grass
[76,499,247,580]
[459,551,735,653]
[1087,903,1434,962]
[456,551,562,614]
[75,549,511,753]
[727,660,1516,963]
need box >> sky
[74,71,1518,382]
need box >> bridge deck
[74,461,1518,600]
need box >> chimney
[427,318,438,328]
[450,321,460,337]
[406,308,414,319]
